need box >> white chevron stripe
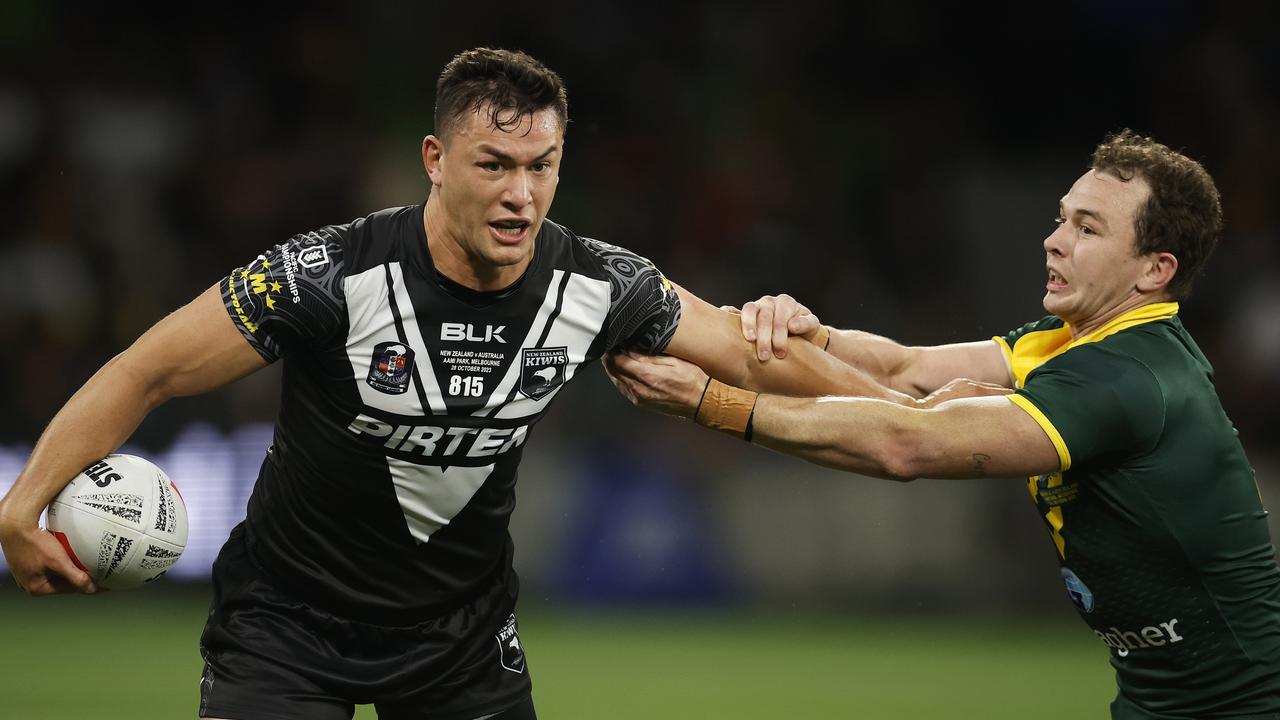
[387,262,446,412]
[494,272,610,419]
[343,264,424,415]
[479,269,566,415]
[387,459,494,545]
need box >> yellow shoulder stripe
[1008,394,1071,471]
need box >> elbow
[810,409,925,482]
[872,417,929,482]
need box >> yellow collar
[1001,301,1179,388]
[1065,301,1180,348]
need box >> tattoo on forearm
[971,453,991,477]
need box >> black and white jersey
[219,205,680,624]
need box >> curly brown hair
[1091,129,1223,299]
[434,48,568,142]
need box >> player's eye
[1053,216,1066,225]
[531,162,550,173]
[477,161,501,172]
[1079,224,1096,236]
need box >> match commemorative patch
[495,612,526,674]
[519,347,568,401]
[367,341,415,395]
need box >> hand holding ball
[46,454,188,590]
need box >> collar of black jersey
[409,203,545,308]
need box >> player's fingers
[44,569,99,595]
[600,358,638,403]
[42,574,80,595]
[788,312,820,336]
[601,356,637,384]
[771,300,793,359]
[66,566,97,594]
[603,364,638,401]
[39,528,97,593]
[619,351,655,368]
[24,578,57,596]
[719,305,742,316]
[755,304,776,361]
[740,301,759,342]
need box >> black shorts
[198,526,533,720]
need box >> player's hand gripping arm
[661,284,918,404]
[735,294,1013,397]
[605,352,1060,481]
[0,286,266,595]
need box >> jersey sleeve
[997,316,1062,346]
[581,238,682,353]
[1008,345,1165,471]
[992,315,1060,366]
[221,229,347,362]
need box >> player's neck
[1067,292,1173,340]
[422,197,531,292]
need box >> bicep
[908,396,1061,478]
[904,340,1012,393]
[120,285,268,401]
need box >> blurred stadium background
[1,2,1276,717]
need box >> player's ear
[1137,251,1178,295]
[423,135,445,186]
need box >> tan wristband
[808,324,832,351]
[694,378,759,439]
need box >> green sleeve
[1011,345,1166,470]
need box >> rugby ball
[46,454,188,590]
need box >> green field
[0,586,1114,718]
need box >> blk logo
[440,322,506,344]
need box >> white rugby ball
[46,454,188,590]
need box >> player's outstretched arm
[663,284,918,405]
[0,285,266,596]
[749,393,1059,480]
[604,352,1059,481]
[734,293,1012,397]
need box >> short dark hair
[1091,129,1223,299]
[434,48,568,141]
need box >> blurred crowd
[0,2,1276,605]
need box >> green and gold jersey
[996,302,1280,719]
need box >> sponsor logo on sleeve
[519,347,568,401]
[228,255,284,330]
[367,341,415,394]
[1094,618,1185,658]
